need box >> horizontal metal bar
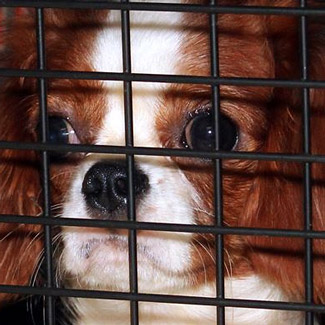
[1,140,325,164]
[0,1,325,16]
[1,68,325,88]
[2,214,325,239]
[0,284,324,313]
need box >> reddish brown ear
[241,104,306,300]
[0,11,43,304]
[0,7,110,305]
[242,17,325,303]
[306,19,325,304]
[0,84,44,304]
[0,104,43,304]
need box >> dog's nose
[82,160,149,219]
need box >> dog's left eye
[48,116,77,144]
[38,116,79,160]
[182,110,238,152]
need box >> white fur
[71,275,306,325]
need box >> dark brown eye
[38,116,79,160]
[182,110,238,152]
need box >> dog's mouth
[79,234,128,259]
[78,232,160,266]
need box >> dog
[1,1,325,324]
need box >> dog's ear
[0,11,43,304]
[0,6,109,305]
[306,19,325,303]
[0,94,43,304]
[242,102,305,299]
[242,16,325,303]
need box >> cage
[0,0,325,324]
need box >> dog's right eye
[38,116,79,160]
[182,110,238,152]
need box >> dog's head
[2,0,325,314]
[42,6,274,293]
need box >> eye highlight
[182,110,238,152]
[38,116,80,161]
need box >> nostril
[139,174,149,194]
[114,177,128,197]
[82,176,103,196]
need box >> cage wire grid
[0,1,324,325]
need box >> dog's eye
[182,111,238,152]
[38,116,79,160]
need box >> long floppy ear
[0,7,110,305]
[242,15,325,303]
[0,101,43,305]
[0,10,43,304]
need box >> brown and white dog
[1,0,325,324]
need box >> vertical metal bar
[210,0,225,324]
[35,8,55,325]
[299,1,313,324]
[121,1,139,324]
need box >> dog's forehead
[92,6,185,147]
[89,7,274,147]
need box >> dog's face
[35,6,277,294]
[1,2,292,292]
[6,0,325,317]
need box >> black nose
[82,160,149,219]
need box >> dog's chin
[61,227,193,293]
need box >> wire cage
[0,0,325,325]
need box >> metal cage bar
[1,68,325,87]
[2,215,325,240]
[35,7,55,325]
[4,141,325,163]
[209,0,225,323]
[1,283,325,313]
[1,1,325,16]
[299,1,313,324]
[121,0,140,323]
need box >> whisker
[193,207,231,227]
[191,238,209,285]
[51,203,64,211]
[50,168,77,182]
